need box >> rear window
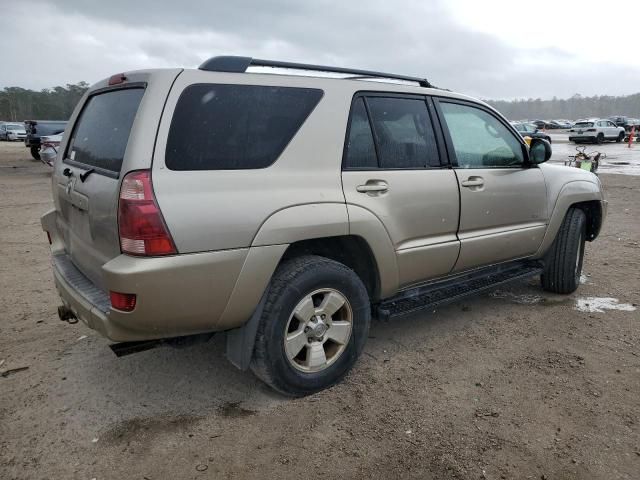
[166,84,323,170]
[574,122,594,128]
[66,88,144,173]
[34,122,66,136]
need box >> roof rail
[198,55,432,88]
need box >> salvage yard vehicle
[39,134,63,166]
[510,121,552,143]
[569,118,625,144]
[41,56,607,396]
[0,122,27,141]
[24,120,67,160]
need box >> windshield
[7,125,23,131]
[574,122,594,128]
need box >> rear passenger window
[344,98,378,169]
[367,97,438,169]
[166,84,323,170]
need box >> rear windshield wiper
[79,168,95,182]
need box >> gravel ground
[1,140,639,480]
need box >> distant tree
[0,82,89,122]
[485,92,640,120]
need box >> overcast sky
[2,0,638,100]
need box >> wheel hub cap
[284,288,353,373]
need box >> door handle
[461,176,484,188]
[356,180,388,194]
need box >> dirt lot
[1,140,638,480]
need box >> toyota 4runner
[41,56,606,396]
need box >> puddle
[489,290,543,304]
[574,297,637,313]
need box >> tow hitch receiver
[57,305,78,324]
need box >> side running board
[376,260,544,320]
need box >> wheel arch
[280,235,382,302]
[534,180,604,258]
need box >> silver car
[0,122,27,141]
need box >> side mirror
[529,138,552,164]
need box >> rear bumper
[50,249,248,342]
[569,134,596,142]
[42,208,286,342]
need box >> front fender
[534,180,604,258]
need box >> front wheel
[616,132,624,143]
[541,208,586,294]
[30,146,41,160]
[250,255,370,396]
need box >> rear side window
[344,98,378,169]
[67,88,144,173]
[166,84,323,170]
[367,97,438,169]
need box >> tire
[596,133,604,144]
[616,132,624,143]
[250,255,370,396]
[30,146,40,160]
[541,208,586,294]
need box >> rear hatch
[51,69,182,290]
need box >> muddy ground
[0,140,638,480]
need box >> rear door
[341,93,460,288]
[54,87,144,288]
[52,70,181,289]
[434,99,548,272]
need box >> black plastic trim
[198,55,432,88]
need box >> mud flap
[225,288,269,371]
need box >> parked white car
[568,118,625,144]
[0,122,27,141]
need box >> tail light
[41,141,60,149]
[118,170,177,256]
[109,73,127,85]
[110,291,137,312]
[586,128,596,132]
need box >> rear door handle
[356,180,388,194]
[461,176,484,188]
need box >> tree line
[1,82,639,123]
[0,82,89,122]
[486,93,640,121]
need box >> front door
[341,94,460,288]
[435,99,548,272]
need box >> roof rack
[198,56,432,88]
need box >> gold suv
[41,56,606,395]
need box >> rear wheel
[251,255,370,396]
[30,146,40,160]
[541,208,586,294]
[596,133,604,144]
